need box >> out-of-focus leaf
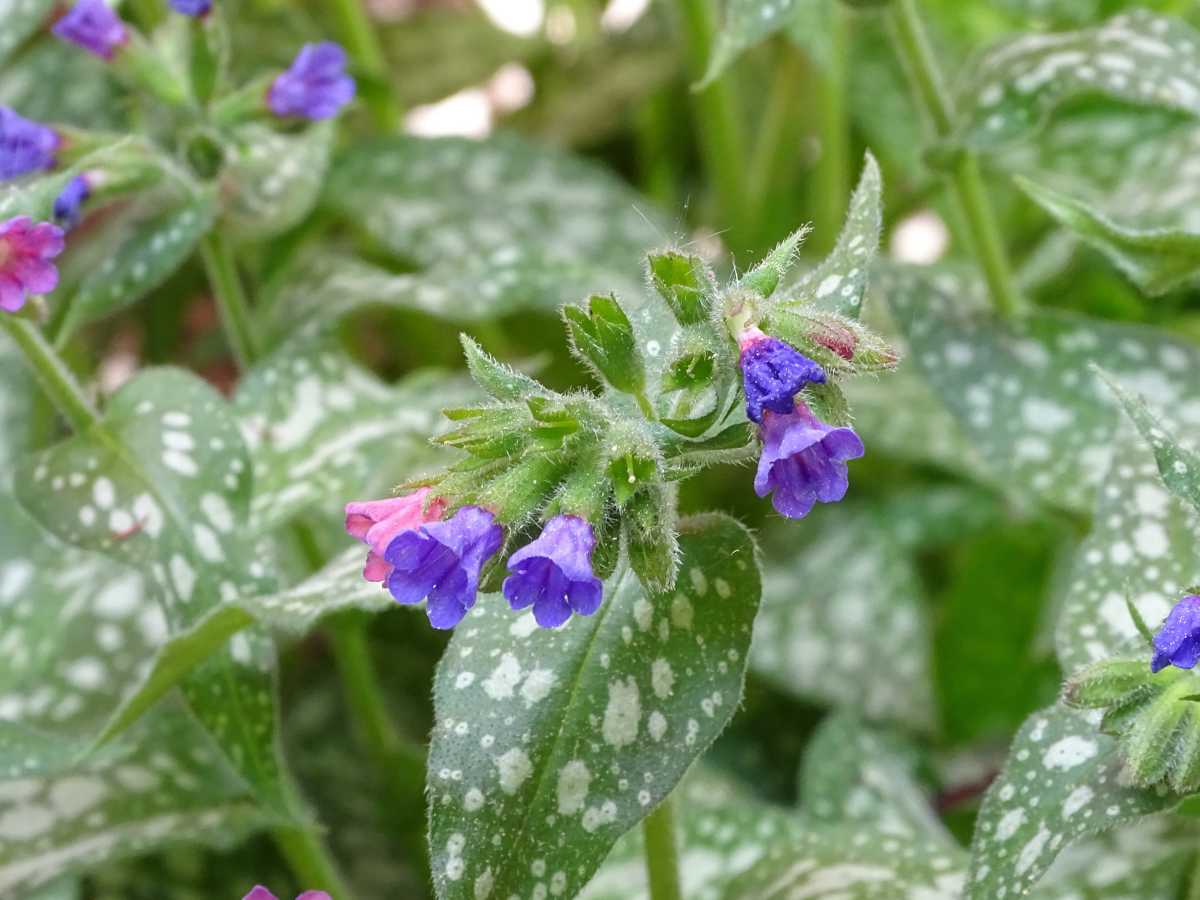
[751,507,935,728]
[0,39,124,129]
[426,514,761,900]
[1030,821,1194,898]
[0,336,35,465]
[965,703,1177,899]
[702,0,808,87]
[0,0,53,66]
[954,10,1200,150]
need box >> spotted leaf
[701,0,808,88]
[0,0,54,66]
[221,121,333,239]
[965,703,1177,899]
[0,336,35,466]
[426,513,761,900]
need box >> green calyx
[563,294,645,397]
[647,249,716,326]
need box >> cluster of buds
[346,228,900,630]
[0,0,356,314]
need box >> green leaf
[0,40,124,130]
[751,507,935,728]
[221,121,333,239]
[58,192,216,339]
[426,513,761,900]
[702,0,808,88]
[776,152,883,320]
[883,263,1200,513]
[1018,175,1200,296]
[0,336,36,465]
[1055,426,1200,673]
[0,0,54,66]
[965,703,1177,900]
[954,10,1200,150]
[563,295,645,396]
[647,250,714,326]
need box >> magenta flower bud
[170,0,212,15]
[345,487,448,584]
[504,515,604,628]
[267,42,356,121]
[1151,595,1200,673]
[738,327,826,424]
[53,174,92,230]
[0,216,65,313]
[384,505,503,629]
[0,107,58,181]
[753,404,864,519]
[242,888,331,900]
[52,0,129,61]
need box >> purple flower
[53,175,91,230]
[1151,595,1200,673]
[504,515,604,628]
[170,0,212,15]
[52,0,129,61]
[384,505,503,629]
[753,404,864,519]
[243,888,331,900]
[267,42,356,120]
[0,217,65,313]
[738,327,826,424]
[0,107,58,181]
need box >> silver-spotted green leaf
[426,513,761,900]
[751,509,935,728]
[220,121,333,239]
[883,263,1200,513]
[0,0,53,66]
[0,336,35,466]
[1019,174,1200,296]
[955,10,1200,150]
[58,193,217,339]
[1031,820,1194,898]
[776,152,883,320]
[702,0,807,87]
[0,708,270,896]
[965,703,1176,900]
[579,770,804,900]
[0,39,124,130]
[1055,425,1200,673]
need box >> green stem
[642,794,684,900]
[886,0,1024,318]
[200,232,260,369]
[328,0,401,131]
[0,315,99,433]
[272,820,357,898]
[813,7,849,256]
[746,48,805,242]
[1187,850,1200,900]
[673,0,749,245]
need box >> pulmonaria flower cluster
[53,175,92,230]
[52,0,129,61]
[268,42,356,121]
[243,887,330,900]
[0,107,58,181]
[345,487,447,583]
[504,515,603,628]
[738,327,864,519]
[0,217,65,312]
[1151,595,1200,673]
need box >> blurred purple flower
[345,487,447,584]
[242,888,331,900]
[504,514,603,627]
[384,505,503,629]
[754,404,864,519]
[169,0,212,15]
[1151,595,1200,673]
[0,107,58,181]
[0,216,65,313]
[267,42,355,120]
[52,0,128,60]
[738,327,826,424]
[53,175,92,230]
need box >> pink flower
[242,888,331,900]
[0,216,64,313]
[344,486,447,582]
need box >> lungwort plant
[5,0,1200,898]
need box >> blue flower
[52,0,128,60]
[504,515,603,628]
[738,327,826,424]
[53,175,91,230]
[267,42,356,121]
[384,505,503,629]
[170,0,212,15]
[1151,595,1200,673]
[0,107,58,181]
[754,404,864,519]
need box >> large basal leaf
[965,703,1177,899]
[751,508,935,728]
[955,10,1200,150]
[426,513,761,900]
[702,0,807,87]
[10,368,288,812]
[0,0,53,66]
[883,263,1200,513]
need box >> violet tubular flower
[170,0,212,15]
[754,404,864,519]
[52,0,129,61]
[53,175,91,230]
[0,217,65,313]
[267,42,356,120]
[0,107,58,181]
[243,888,331,900]
[384,505,503,629]
[345,486,447,583]
[738,327,826,424]
[1151,595,1200,673]
[504,514,604,628]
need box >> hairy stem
[0,315,99,433]
[200,231,260,369]
[886,0,1024,318]
[643,793,685,900]
[328,0,401,131]
[272,820,357,899]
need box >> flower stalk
[642,793,684,900]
